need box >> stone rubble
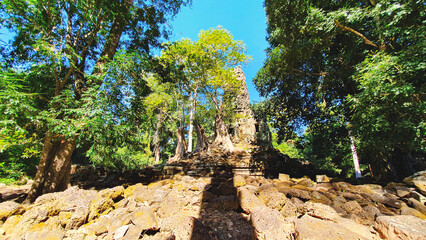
[1,169,426,240]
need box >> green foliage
[0,69,44,181]
[253,101,302,159]
[87,142,155,170]
[82,111,157,170]
[302,120,353,177]
[256,0,425,179]
[197,27,251,90]
[195,27,251,135]
[350,53,424,152]
[82,26,251,166]
[348,52,425,178]
[160,27,251,106]
[275,143,301,159]
[0,0,191,178]
[156,26,251,148]
[80,53,159,169]
[271,132,301,159]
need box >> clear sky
[169,0,268,103]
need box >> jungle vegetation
[0,0,424,202]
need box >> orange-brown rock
[375,215,426,240]
[294,215,374,240]
[2,168,426,240]
[400,204,426,219]
[251,206,294,240]
[237,186,265,213]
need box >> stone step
[163,166,184,171]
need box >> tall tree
[159,39,198,160]
[255,0,424,179]
[1,0,190,202]
[83,51,157,170]
[160,27,251,154]
[0,69,45,181]
[144,75,177,163]
[197,27,251,152]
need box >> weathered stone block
[237,187,265,213]
[251,206,294,240]
[279,173,290,182]
[375,215,426,240]
[294,215,374,240]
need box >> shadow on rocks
[191,173,255,240]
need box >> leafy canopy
[256,0,425,178]
[0,0,191,175]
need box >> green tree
[0,69,43,182]
[349,52,425,180]
[197,27,251,152]
[160,27,251,154]
[83,51,157,170]
[1,0,190,202]
[159,39,198,161]
[143,74,178,163]
[302,117,358,177]
[255,0,425,179]
[160,39,209,154]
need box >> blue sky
[169,0,268,103]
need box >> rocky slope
[1,168,426,240]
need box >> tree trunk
[93,0,134,76]
[348,130,362,179]
[168,127,187,163]
[188,92,195,153]
[153,113,163,164]
[25,134,76,203]
[194,123,209,152]
[180,103,186,156]
[26,1,130,202]
[211,114,235,152]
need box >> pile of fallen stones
[1,170,425,239]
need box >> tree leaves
[0,0,192,174]
[257,0,425,179]
[349,52,425,156]
[0,69,42,181]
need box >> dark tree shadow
[191,170,255,240]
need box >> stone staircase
[70,147,329,190]
[163,149,264,178]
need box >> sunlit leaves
[1,0,192,174]
[158,26,251,127]
[349,52,425,154]
[143,76,175,117]
[0,69,42,181]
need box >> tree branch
[93,0,133,77]
[80,13,103,57]
[291,68,331,77]
[65,6,73,48]
[39,0,52,34]
[54,6,75,96]
[335,20,385,50]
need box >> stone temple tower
[231,66,257,145]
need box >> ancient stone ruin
[230,66,257,145]
[230,66,271,148]
[1,67,425,240]
[1,169,426,239]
